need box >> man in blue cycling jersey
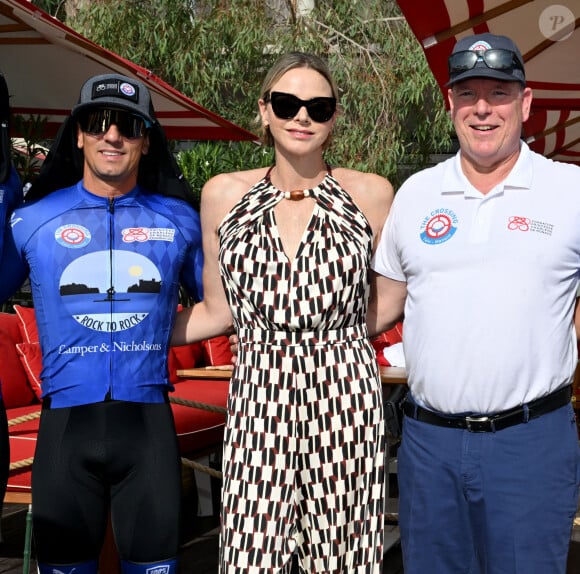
[0,73,203,574]
[0,70,23,543]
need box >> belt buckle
[465,415,491,432]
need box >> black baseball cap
[446,33,526,87]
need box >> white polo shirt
[373,142,580,414]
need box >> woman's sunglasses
[448,49,524,75]
[266,91,336,123]
[77,108,150,139]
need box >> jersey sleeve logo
[9,212,23,227]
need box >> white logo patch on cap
[469,40,492,52]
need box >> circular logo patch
[420,209,458,245]
[120,82,136,97]
[469,40,492,52]
[55,224,92,249]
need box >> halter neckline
[264,164,333,200]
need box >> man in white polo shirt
[370,33,580,574]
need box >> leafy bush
[177,141,274,203]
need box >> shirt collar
[441,140,533,198]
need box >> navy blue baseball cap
[446,33,526,87]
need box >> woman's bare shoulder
[203,167,269,194]
[201,167,269,205]
[200,167,270,227]
[331,167,394,237]
[331,166,393,199]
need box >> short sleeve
[372,204,405,281]
[179,210,204,302]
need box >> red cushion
[201,336,233,367]
[0,311,23,345]
[6,403,41,493]
[6,378,231,493]
[171,378,229,456]
[371,322,403,350]
[14,305,39,343]
[0,331,36,408]
[16,342,43,400]
[168,342,204,385]
[371,322,404,366]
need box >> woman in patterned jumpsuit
[172,52,394,573]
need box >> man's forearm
[366,271,407,337]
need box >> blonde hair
[257,52,339,149]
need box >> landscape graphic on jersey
[59,249,162,332]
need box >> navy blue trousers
[398,400,580,574]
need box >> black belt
[402,385,572,433]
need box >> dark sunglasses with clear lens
[267,91,336,123]
[448,49,524,74]
[78,108,149,139]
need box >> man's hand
[229,332,239,365]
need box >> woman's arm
[171,174,236,345]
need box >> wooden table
[177,366,234,379]
[177,365,407,385]
[379,366,407,385]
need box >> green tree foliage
[34,0,453,189]
[30,0,67,20]
[11,115,49,186]
[176,141,274,198]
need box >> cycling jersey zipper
[107,197,115,400]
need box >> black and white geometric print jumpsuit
[218,170,385,573]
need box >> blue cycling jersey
[0,166,22,240]
[0,166,23,401]
[0,181,203,408]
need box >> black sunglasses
[448,49,524,75]
[266,91,336,123]
[78,108,150,139]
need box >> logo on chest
[420,209,458,245]
[507,216,554,236]
[55,224,92,248]
[122,227,176,242]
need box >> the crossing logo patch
[55,224,92,248]
[420,208,458,245]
